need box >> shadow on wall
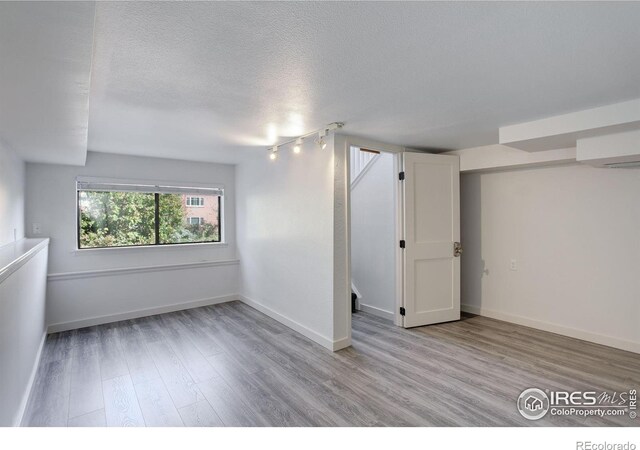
[460,173,488,310]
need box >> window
[187,217,204,225]
[186,196,204,207]
[77,181,223,249]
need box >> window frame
[187,216,205,225]
[186,196,205,207]
[76,177,224,250]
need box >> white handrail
[350,146,379,188]
[0,238,50,285]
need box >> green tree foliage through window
[158,194,220,244]
[159,193,184,244]
[79,190,220,248]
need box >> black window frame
[77,186,223,250]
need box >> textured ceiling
[0,2,95,165]
[3,2,640,165]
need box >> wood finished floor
[23,301,640,427]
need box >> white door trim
[340,134,408,342]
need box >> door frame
[336,134,408,347]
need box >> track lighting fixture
[266,122,343,159]
[293,138,303,154]
[316,130,327,150]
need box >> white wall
[351,152,395,319]
[0,143,25,246]
[0,144,47,426]
[0,240,48,426]
[461,163,640,353]
[25,152,239,329]
[236,136,340,350]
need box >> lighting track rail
[268,122,344,160]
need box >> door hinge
[399,240,405,248]
[454,241,463,257]
[399,307,406,316]
[399,171,405,181]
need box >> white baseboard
[239,294,347,352]
[47,294,238,333]
[357,303,395,322]
[17,330,47,426]
[461,304,640,354]
[332,336,352,351]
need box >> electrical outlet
[510,259,518,271]
[32,223,41,235]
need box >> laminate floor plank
[352,319,587,425]
[67,409,106,427]
[134,377,184,427]
[131,315,166,343]
[116,320,161,385]
[173,310,224,357]
[196,376,266,427]
[420,319,637,389]
[97,323,129,381]
[354,315,595,397]
[23,358,72,426]
[73,326,100,351]
[24,303,640,427]
[103,374,145,427]
[41,330,75,364]
[217,301,288,335]
[350,333,535,426]
[69,346,103,419]
[156,313,220,383]
[219,312,337,386]
[264,361,375,426]
[206,353,312,426]
[411,321,633,394]
[145,339,205,409]
[255,367,350,426]
[178,400,224,427]
[198,312,281,375]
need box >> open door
[401,152,460,327]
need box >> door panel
[403,152,460,328]
[412,163,453,243]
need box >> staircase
[350,146,380,188]
[350,146,378,314]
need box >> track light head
[316,130,328,149]
[293,138,303,154]
[269,146,278,160]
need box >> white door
[402,152,460,327]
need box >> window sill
[71,241,228,255]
